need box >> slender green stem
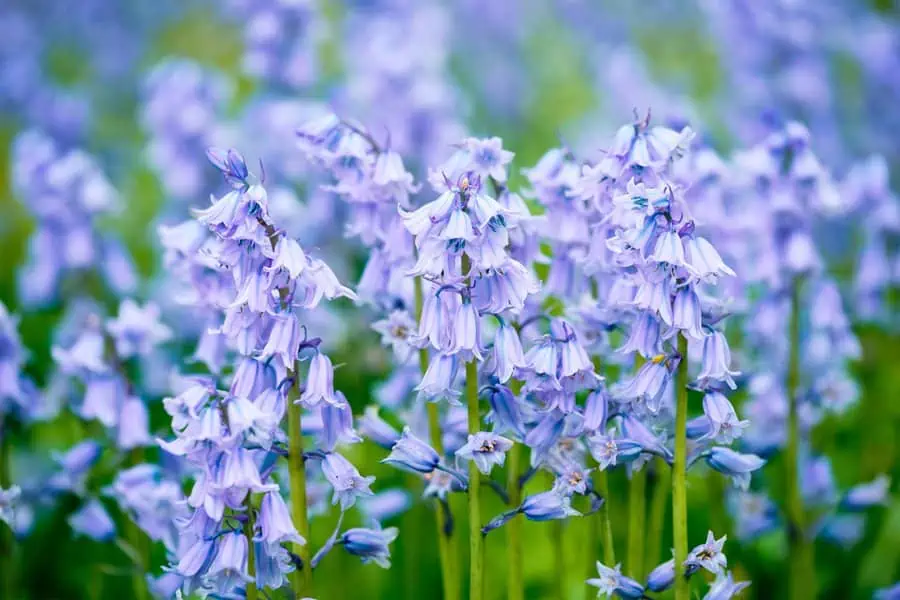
[466,359,483,600]
[288,372,313,595]
[507,441,524,600]
[551,517,566,600]
[596,470,615,565]
[416,275,459,600]
[626,467,647,580]
[787,278,815,600]
[645,459,670,570]
[672,335,690,600]
[244,510,258,600]
[0,418,14,600]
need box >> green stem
[466,359,483,600]
[645,459,670,570]
[507,441,524,600]
[551,518,566,600]
[596,470,615,565]
[417,275,459,600]
[288,372,313,596]
[244,511,258,600]
[0,418,14,600]
[786,279,815,600]
[672,335,690,600]
[626,467,647,580]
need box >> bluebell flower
[254,540,294,590]
[80,374,125,427]
[106,299,172,359]
[68,499,116,541]
[520,490,580,521]
[588,434,644,470]
[319,396,362,451]
[873,582,900,600]
[299,352,338,407]
[256,490,304,546]
[619,311,662,359]
[116,396,151,450]
[484,384,526,438]
[582,389,608,434]
[840,475,890,511]
[685,530,728,575]
[357,406,401,449]
[684,236,736,280]
[322,452,376,511]
[705,447,766,490]
[672,286,705,341]
[415,353,460,401]
[703,571,751,600]
[372,310,417,363]
[359,489,411,523]
[340,525,399,568]
[815,514,865,548]
[524,411,566,464]
[491,324,527,383]
[646,559,675,592]
[729,490,779,541]
[382,427,440,474]
[697,332,740,390]
[700,392,749,444]
[207,530,252,591]
[455,431,513,475]
[587,561,646,599]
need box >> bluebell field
[0,1,899,600]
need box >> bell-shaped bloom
[68,499,115,541]
[260,313,304,372]
[646,559,675,592]
[588,434,644,470]
[449,301,483,360]
[524,411,566,464]
[415,353,459,401]
[81,374,124,427]
[455,432,514,475]
[299,352,337,407]
[672,286,705,340]
[106,299,172,358]
[319,397,362,451]
[358,406,401,449]
[701,392,748,445]
[207,530,251,589]
[340,525,398,568]
[705,447,766,490]
[582,389,608,433]
[267,237,306,280]
[619,311,662,358]
[651,229,686,267]
[322,452,375,511]
[703,571,751,600]
[685,236,735,279]
[256,491,304,546]
[685,531,728,575]
[697,331,740,390]
[117,397,151,450]
[587,561,645,599]
[485,385,526,438]
[840,475,890,512]
[382,427,440,474]
[520,490,581,522]
[491,324,527,383]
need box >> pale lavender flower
[685,531,728,575]
[587,561,645,599]
[382,427,440,474]
[322,452,376,511]
[455,432,513,475]
[68,499,115,541]
[340,525,398,568]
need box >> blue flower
[341,525,399,568]
[705,447,766,490]
[587,561,645,599]
[382,427,440,474]
[455,431,513,475]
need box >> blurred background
[0,0,899,598]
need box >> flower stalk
[288,371,313,596]
[626,467,647,580]
[672,335,690,600]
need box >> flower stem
[626,467,647,580]
[244,511,258,600]
[507,441,524,600]
[551,517,566,600]
[672,334,690,600]
[597,470,615,565]
[645,459,670,570]
[416,275,459,600]
[288,372,313,596]
[786,278,815,600]
[466,358,484,600]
